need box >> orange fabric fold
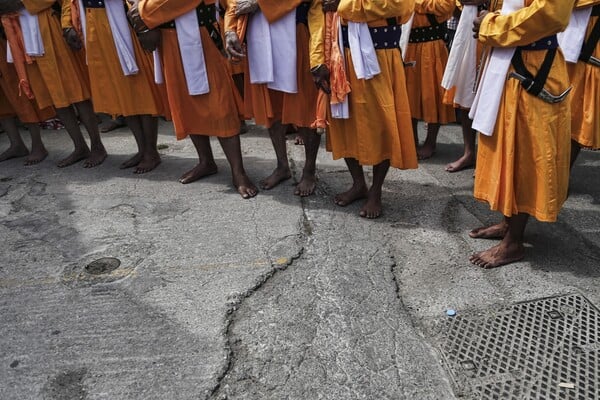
[1,15,35,100]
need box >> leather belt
[341,24,402,50]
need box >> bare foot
[57,148,90,168]
[294,173,317,197]
[445,154,475,173]
[294,135,304,145]
[0,145,29,162]
[120,152,143,169]
[469,241,525,269]
[359,189,382,219]
[334,183,368,207]
[260,167,291,190]
[179,161,218,184]
[469,221,508,239]
[83,148,107,168]
[233,172,258,199]
[24,148,48,165]
[134,154,161,174]
[417,144,436,160]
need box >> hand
[63,27,83,50]
[460,0,487,5]
[235,0,258,16]
[126,0,148,33]
[225,30,244,59]
[137,29,161,52]
[311,64,331,94]
[473,10,489,38]
[0,0,24,15]
[322,0,340,12]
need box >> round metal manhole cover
[85,258,121,275]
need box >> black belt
[409,14,447,44]
[341,24,402,50]
[592,4,600,16]
[511,40,556,97]
[158,3,223,51]
[83,0,107,8]
[519,34,558,51]
[296,3,310,26]
[580,8,600,66]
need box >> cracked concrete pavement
[1,120,599,399]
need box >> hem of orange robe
[571,136,600,151]
[473,193,560,224]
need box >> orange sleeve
[138,0,203,29]
[415,0,455,20]
[224,0,239,32]
[337,0,415,24]
[575,0,600,7]
[21,0,56,14]
[257,0,303,23]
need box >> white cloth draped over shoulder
[469,0,524,136]
[558,7,593,63]
[441,5,478,108]
[78,0,139,75]
[247,9,297,93]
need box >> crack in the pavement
[207,150,313,400]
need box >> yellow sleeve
[257,0,303,22]
[308,0,325,68]
[575,0,600,8]
[138,0,203,29]
[61,0,72,29]
[415,0,455,20]
[478,0,575,47]
[337,0,416,23]
[21,0,56,14]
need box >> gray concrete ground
[0,120,598,400]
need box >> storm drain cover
[85,257,121,275]
[428,294,600,399]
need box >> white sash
[78,0,139,76]
[247,9,297,93]
[441,5,478,108]
[19,9,44,56]
[331,19,349,119]
[558,7,593,63]
[153,50,164,84]
[347,22,380,80]
[6,40,13,63]
[469,0,524,136]
[400,13,414,61]
[174,10,209,95]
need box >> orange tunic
[21,0,91,109]
[0,40,55,122]
[60,3,166,117]
[225,0,318,128]
[474,0,574,222]
[568,11,600,149]
[312,0,418,169]
[405,0,456,123]
[139,0,242,138]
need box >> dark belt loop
[511,47,557,96]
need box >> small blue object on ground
[446,309,457,317]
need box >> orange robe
[311,0,418,169]
[61,2,166,118]
[138,0,243,139]
[405,0,456,123]
[569,1,600,149]
[474,0,574,222]
[20,0,91,109]
[0,40,55,122]
[225,0,319,128]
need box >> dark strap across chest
[580,5,600,66]
[511,35,558,97]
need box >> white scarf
[441,5,478,108]
[558,7,594,63]
[247,9,297,93]
[347,22,380,80]
[400,13,414,61]
[19,9,44,56]
[78,0,139,76]
[469,0,524,136]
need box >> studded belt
[82,0,106,8]
[408,23,446,44]
[341,25,402,50]
[158,3,223,51]
[519,35,558,51]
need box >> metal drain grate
[429,294,600,399]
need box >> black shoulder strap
[511,48,557,96]
[426,13,442,27]
[580,16,600,63]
